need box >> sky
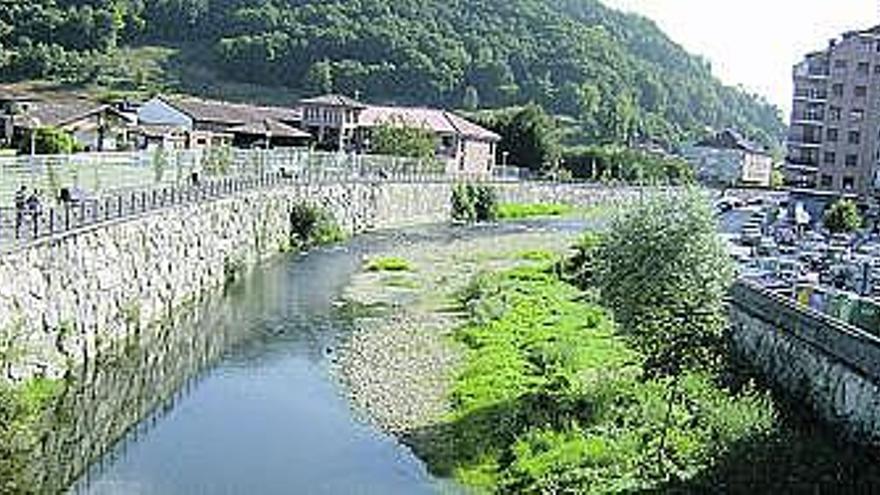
[600,0,878,115]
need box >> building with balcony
[785,26,880,199]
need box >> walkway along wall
[729,280,880,446]
[0,180,642,381]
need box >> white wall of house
[138,98,194,129]
[742,153,773,187]
[682,146,772,188]
[447,138,495,175]
[682,146,745,186]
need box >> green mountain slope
[0,0,784,147]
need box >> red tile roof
[359,105,500,141]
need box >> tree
[824,199,862,234]
[305,60,334,94]
[480,104,560,172]
[593,189,734,475]
[596,189,733,376]
[19,127,79,155]
[462,85,480,111]
[370,116,436,161]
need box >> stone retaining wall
[729,280,880,446]
[0,180,645,381]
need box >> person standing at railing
[25,189,42,233]
[14,185,27,238]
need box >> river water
[53,220,587,495]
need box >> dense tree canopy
[0,0,784,149]
[824,200,863,234]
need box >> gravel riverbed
[334,228,579,437]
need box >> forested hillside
[0,0,784,148]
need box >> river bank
[336,217,880,493]
[336,226,580,435]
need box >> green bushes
[0,378,62,493]
[452,183,498,222]
[823,199,862,234]
[562,145,694,185]
[289,203,346,248]
[416,260,775,493]
[592,189,733,378]
[18,127,81,155]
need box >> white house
[682,129,774,188]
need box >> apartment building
[786,26,880,199]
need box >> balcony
[793,89,828,102]
[791,112,825,125]
[787,134,823,148]
[786,157,819,173]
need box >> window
[855,85,868,97]
[849,130,862,144]
[858,62,871,75]
[874,64,880,75]
[834,59,848,69]
[843,176,855,190]
[829,106,842,121]
[827,128,839,142]
[832,83,844,97]
[821,174,833,188]
[846,154,859,167]
[850,108,865,122]
[824,151,836,165]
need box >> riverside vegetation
[339,191,880,493]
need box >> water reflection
[31,220,588,494]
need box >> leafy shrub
[19,127,81,155]
[823,199,862,234]
[289,202,345,248]
[473,185,498,221]
[452,183,478,222]
[417,263,775,493]
[452,183,497,222]
[0,378,62,493]
[563,232,603,288]
[594,189,733,378]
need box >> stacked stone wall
[0,180,644,380]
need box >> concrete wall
[729,280,880,446]
[0,180,646,382]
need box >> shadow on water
[19,219,591,494]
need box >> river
[55,220,587,494]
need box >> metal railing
[0,161,538,251]
[0,148,459,205]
